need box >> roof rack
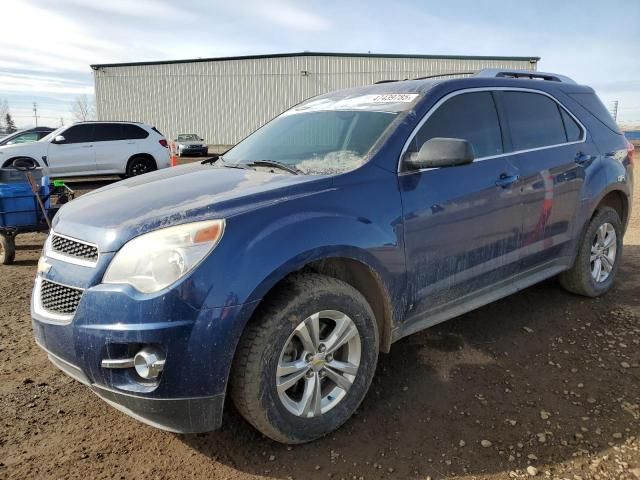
[413,71,476,80]
[475,68,576,84]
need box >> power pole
[60,117,64,127]
[611,100,619,121]
[33,102,39,127]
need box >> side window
[122,124,149,140]
[61,125,94,144]
[411,92,503,158]
[502,92,567,150]
[9,132,39,144]
[93,123,124,142]
[560,109,582,142]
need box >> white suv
[0,121,171,177]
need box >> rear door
[399,90,523,328]
[93,123,129,173]
[497,90,590,270]
[46,124,96,175]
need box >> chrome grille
[51,234,98,262]
[40,280,83,315]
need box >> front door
[399,90,522,332]
[46,124,96,175]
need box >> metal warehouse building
[92,52,539,148]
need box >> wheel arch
[244,253,395,353]
[2,156,40,168]
[592,189,629,231]
[126,153,157,170]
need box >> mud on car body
[31,69,633,443]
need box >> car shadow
[182,248,639,478]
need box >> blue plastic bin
[0,183,41,227]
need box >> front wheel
[230,273,379,444]
[559,206,623,297]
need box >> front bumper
[178,145,208,156]
[32,267,257,433]
[37,339,225,433]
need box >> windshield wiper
[246,160,301,175]
[202,155,250,170]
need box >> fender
[202,208,404,309]
[195,165,407,318]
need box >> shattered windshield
[224,92,420,175]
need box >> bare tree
[70,95,96,122]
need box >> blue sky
[2,0,639,128]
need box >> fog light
[133,347,165,379]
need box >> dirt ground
[1,164,639,480]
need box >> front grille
[40,280,83,315]
[51,234,98,262]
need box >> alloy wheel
[276,310,361,418]
[590,222,617,283]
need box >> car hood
[52,163,332,252]
[178,140,205,146]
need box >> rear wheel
[126,156,156,177]
[0,234,16,265]
[559,207,623,297]
[230,273,379,444]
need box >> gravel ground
[0,165,638,480]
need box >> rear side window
[93,123,124,142]
[560,109,582,142]
[411,91,503,158]
[62,124,94,144]
[502,92,567,150]
[122,124,149,140]
[151,127,164,137]
[569,92,621,134]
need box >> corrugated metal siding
[94,55,535,145]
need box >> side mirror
[200,138,204,142]
[52,135,66,144]
[404,137,475,170]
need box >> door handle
[82,144,94,148]
[495,173,520,188]
[574,152,591,165]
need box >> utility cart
[0,160,74,265]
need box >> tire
[230,273,379,444]
[126,156,156,177]
[559,206,623,297]
[0,234,16,265]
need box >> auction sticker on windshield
[288,93,420,115]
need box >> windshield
[224,110,398,175]
[178,134,200,141]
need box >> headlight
[103,219,225,293]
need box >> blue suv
[31,69,634,443]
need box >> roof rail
[475,68,576,84]
[413,71,476,81]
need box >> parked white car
[0,121,171,177]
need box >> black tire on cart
[0,234,16,265]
